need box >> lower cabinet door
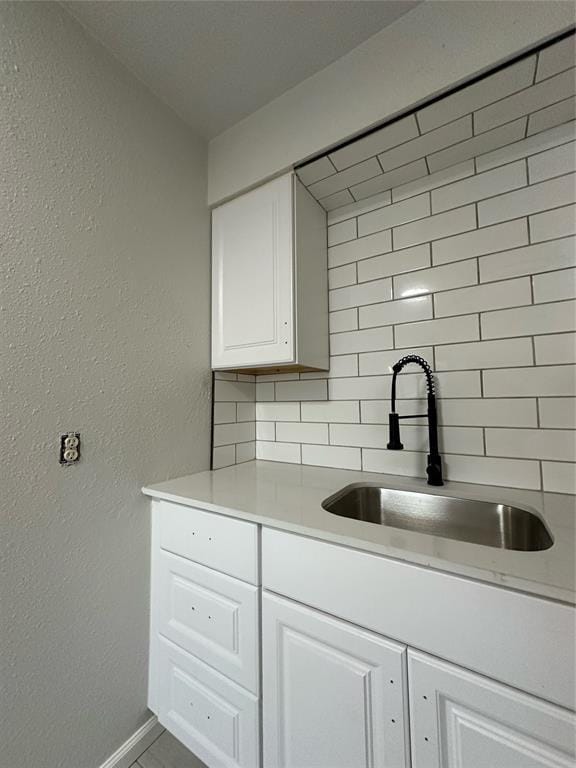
[262,591,410,768]
[408,650,576,768]
[156,636,260,768]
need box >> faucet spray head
[387,412,404,450]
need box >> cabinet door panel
[212,173,294,368]
[408,650,576,768]
[263,592,410,768]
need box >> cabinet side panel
[294,178,329,370]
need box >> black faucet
[387,354,443,486]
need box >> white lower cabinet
[408,650,576,768]
[262,591,411,768]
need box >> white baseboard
[99,715,164,768]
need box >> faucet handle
[387,413,404,450]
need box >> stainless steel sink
[322,483,553,551]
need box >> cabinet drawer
[156,549,259,693]
[156,636,260,768]
[154,500,259,584]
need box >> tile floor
[130,729,207,768]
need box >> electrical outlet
[60,432,80,464]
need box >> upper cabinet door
[408,650,576,768]
[212,174,294,369]
[263,592,410,768]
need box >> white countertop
[143,460,576,605]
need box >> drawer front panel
[156,637,260,768]
[155,500,259,584]
[262,527,575,710]
[157,550,259,693]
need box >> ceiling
[63,0,420,139]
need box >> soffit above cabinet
[296,34,576,212]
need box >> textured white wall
[0,3,210,767]
[208,0,575,205]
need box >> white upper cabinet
[211,172,328,372]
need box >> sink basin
[321,483,553,552]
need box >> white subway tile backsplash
[476,120,576,172]
[359,347,433,377]
[213,422,255,447]
[435,338,533,370]
[297,156,336,186]
[481,300,576,339]
[329,114,420,171]
[351,160,428,201]
[394,259,477,298]
[428,118,526,172]
[435,277,532,318]
[357,244,430,283]
[534,333,576,365]
[536,36,576,82]
[329,263,357,290]
[478,173,576,226]
[256,441,301,463]
[530,204,576,243]
[431,161,527,214]
[394,205,477,250]
[214,379,255,403]
[236,442,256,464]
[539,398,576,429]
[330,277,392,311]
[542,461,576,494]
[443,455,541,490]
[417,56,536,132]
[527,99,576,135]
[329,308,358,333]
[528,141,576,183]
[479,237,576,282]
[432,219,528,266]
[256,381,275,402]
[327,190,391,225]
[256,422,276,441]
[309,157,381,199]
[302,444,361,470]
[328,218,357,246]
[357,193,430,237]
[359,295,432,329]
[237,403,256,422]
[276,422,329,445]
[533,268,576,303]
[486,428,576,462]
[483,365,576,397]
[393,160,475,204]
[276,379,327,402]
[214,402,237,424]
[301,400,360,423]
[330,325,393,354]
[378,116,472,171]
[321,189,354,211]
[329,229,391,268]
[475,69,576,134]
[212,445,236,470]
[256,402,301,421]
[440,398,538,427]
[220,85,576,491]
[395,314,479,347]
[328,354,359,378]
